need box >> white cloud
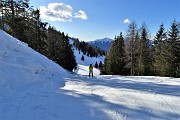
[74,10,88,20]
[123,19,130,24]
[40,3,88,22]
[40,3,73,22]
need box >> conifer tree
[168,20,180,77]
[138,23,152,75]
[100,58,108,75]
[57,34,77,71]
[103,32,126,75]
[99,61,103,69]
[88,46,93,57]
[133,31,140,75]
[0,0,77,72]
[153,24,169,76]
[46,27,77,72]
[125,21,138,75]
[81,55,84,61]
[65,35,76,71]
[95,61,98,68]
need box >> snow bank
[0,30,68,96]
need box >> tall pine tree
[125,21,139,75]
[138,23,152,75]
[168,20,180,77]
[153,24,169,76]
[103,32,126,75]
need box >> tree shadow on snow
[58,88,180,120]
[76,76,180,97]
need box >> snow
[70,38,105,67]
[64,76,180,120]
[73,48,104,76]
[0,30,67,96]
[73,47,104,66]
[74,64,100,76]
[0,30,180,120]
[70,38,104,76]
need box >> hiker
[89,64,93,77]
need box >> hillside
[0,30,67,96]
[0,30,180,120]
[70,39,105,76]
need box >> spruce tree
[153,24,169,76]
[99,61,103,69]
[46,27,77,72]
[58,34,77,72]
[95,61,98,68]
[103,32,126,75]
[101,58,108,75]
[168,20,180,77]
[81,55,84,61]
[138,23,152,75]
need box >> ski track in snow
[1,75,180,120]
[62,75,180,120]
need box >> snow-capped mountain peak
[90,37,113,44]
[88,37,113,51]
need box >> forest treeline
[0,0,104,72]
[0,1,179,77]
[73,38,106,57]
[101,21,180,77]
[0,0,77,71]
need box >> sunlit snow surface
[0,30,180,120]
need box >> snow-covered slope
[1,30,180,120]
[70,39,105,76]
[0,30,68,96]
[89,37,113,51]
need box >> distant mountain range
[88,37,113,51]
[88,38,154,52]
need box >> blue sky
[30,0,180,41]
